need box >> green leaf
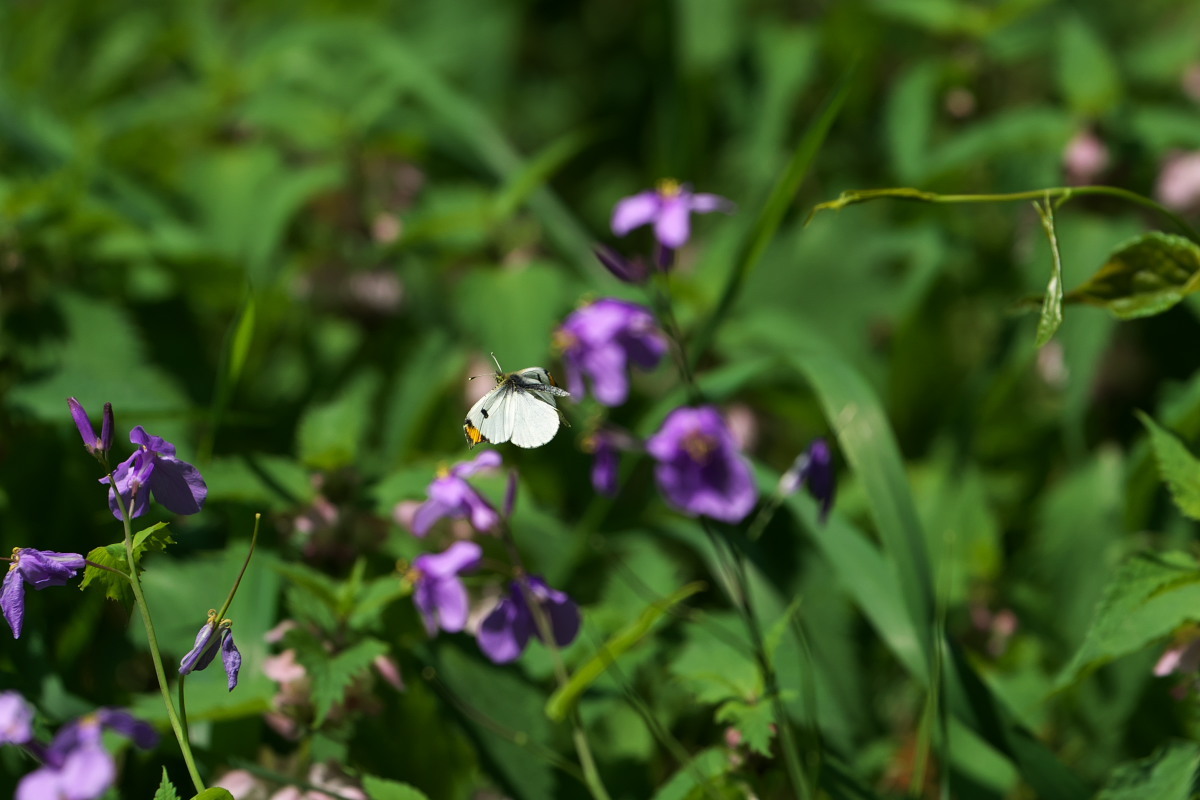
[545,581,705,722]
[1057,551,1200,689]
[154,768,181,800]
[1056,15,1121,116]
[296,370,380,471]
[1064,232,1200,319]
[715,698,776,757]
[492,130,591,222]
[80,524,173,603]
[671,613,759,705]
[360,776,433,800]
[1136,411,1200,520]
[1096,741,1200,800]
[649,747,732,800]
[291,634,389,726]
[190,790,235,800]
[1033,200,1064,346]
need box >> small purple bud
[779,438,836,522]
[593,245,649,285]
[99,403,114,454]
[67,398,102,455]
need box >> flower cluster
[556,298,667,407]
[0,693,158,800]
[102,425,208,520]
[403,455,582,663]
[3,547,86,639]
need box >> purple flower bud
[477,576,580,664]
[412,541,483,636]
[67,398,108,457]
[180,613,242,691]
[3,548,86,639]
[611,179,734,250]
[646,406,758,524]
[555,298,668,407]
[779,438,836,522]
[411,452,503,537]
[100,426,207,520]
[593,244,649,285]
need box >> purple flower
[15,708,157,800]
[555,298,667,407]
[179,612,242,691]
[101,426,207,520]
[67,398,113,459]
[583,429,636,497]
[0,692,34,745]
[646,406,758,524]
[593,244,649,285]
[779,438,836,522]
[412,541,483,636]
[611,179,734,250]
[411,451,503,537]
[3,548,87,639]
[477,576,580,663]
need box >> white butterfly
[463,357,570,449]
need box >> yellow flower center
[656,178,682,197]
[683,430,716,464]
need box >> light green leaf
[154,768,181,800]
[715,698,776,757]
[1096,741,1200,800]
[1057,551,1200,690]
[1064,232,1200,319]
[190,790,235,800]
[360,776,432,800]
[545,581,705,722]
[1136,412,1200,520]
[649,747,731,800]
[80,524,173,603]
[292,635,389,726]
[296,370,380,471]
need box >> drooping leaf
[1095,741,1200,800]
[153,768,181,800]
[1057,551,1200,690]
[545,581,705,722]
[361,776,433,800]
[1063,232,1200,319]
[1136,411,1200,520]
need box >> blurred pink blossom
[1063,130,1109,185]
[1156,150,1200,211]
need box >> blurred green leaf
[715,697,775,757]
[546,581,704,722]
[1057,552,1200,690]
[454,261,574,363]
[1056,15,1121,116]
[1095,741,1200,800]
[1136,412,1200,521]
[297,370,380,471]
[886,60,938,183]
[492,130,591,223]
[649,747,731,800]
[1063,232,1200,319]
[191,791,235,800]
[292,633,388,727]
[361,776,432,800]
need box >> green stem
[807,185,1200,244]
[110,480,206,795]
[497,523,612,800]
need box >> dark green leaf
[1096,741,1200,800]
[1136,411,1200,520]
[649,747,732,800]
[1057,551,1200,690]
[1064,232,1200,319]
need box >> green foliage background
[4,0,1200,797]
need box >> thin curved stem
[109,481,206,795]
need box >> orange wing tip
[463,422,485,448]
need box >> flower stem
[497,522,612,800]
[806,185,1200,244]
[109,481,206,795]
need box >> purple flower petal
[180,622,220,674]
[0,692,34,745]
[147,457,207,515]
[647,406,758,524]
[654,197,691,249]
[58,742,116,800]
[452,450,503,478]
[412,542,481,636]
[688,193,735,214]
[129,425,175,457]
[592,244,649,285]
[611,191,661,236]
[17,549,86,589]
[96,709,158,749]
[99,404,114,453]
[477,598,529,663]
[3,567,27,639]
[16,768,63,800]
[411,497,452,537]
[415,541,483,579]
[428,577,470,633]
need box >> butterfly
[463,357,570,449]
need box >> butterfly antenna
[490,352,504,373]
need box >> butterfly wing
[464,379,517,447]
[506,391,563,448]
